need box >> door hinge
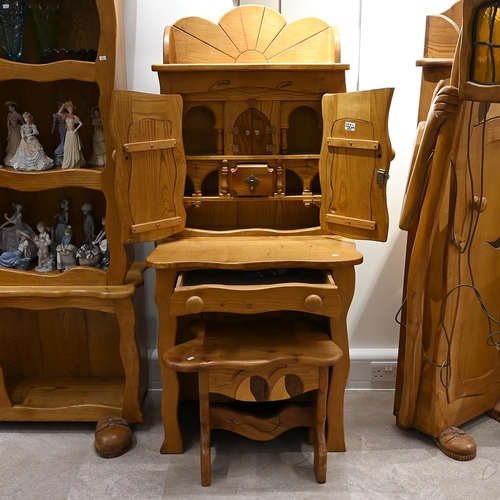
[376,169,389,185]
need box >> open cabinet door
[319,88,394,242]
[111,90,187,244]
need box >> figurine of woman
[56,225,77,272]
[10,112,54,171]
[58,100,85,169]
[92,217,109,269]
[81,202,95,244]
[34,221,54,272]
[0,229,33,270]
[51,98,66,166]
[88,106,106,166]
[0,202,37,253]
[4,101,23,166]
[53,198,69,245]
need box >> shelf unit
[0,0,146,422]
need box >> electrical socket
[370,361,397,383]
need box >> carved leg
[435,427,476,461]
[115,297,142,423]
[156,270,184,454]
[486,402,500,422]
[314,366,328,483]
[199,372,212,486]
[326,266,355,452]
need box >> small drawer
[229,163,276,197]
[170,268,341,318]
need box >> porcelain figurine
[34,221,55,272]
[53,198,69,245]
[88,106,106,166]
[10,112,54,171]
[76,242,100,267]
[58,100,85,169]
[4,101,23,166]
[0,202,37,254]
[56,225,77,272]
[0,229,33,270]
[81,202,95,244]
[93,217,109,269]
[51,98,66,166]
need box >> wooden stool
[164,317,343,486]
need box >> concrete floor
[0,390,499,499]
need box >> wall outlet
[370,361,397,382]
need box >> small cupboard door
[111,90,187,243]
[319,88,394,242]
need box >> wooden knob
[473,196,487,213]
[305,294,322,312]
[186,296,204,314]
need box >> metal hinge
[376,169,389,185]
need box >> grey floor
[1,390,499,499]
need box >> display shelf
[0,0,145,423]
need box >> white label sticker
[345,121,356,131]
[2,4,10,9]
[99,55,107,61]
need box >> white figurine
[10,112,54,171]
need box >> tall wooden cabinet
[0,0,146,422]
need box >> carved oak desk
[147,231,363,453]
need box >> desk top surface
[147,233,363,270]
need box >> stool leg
[199,371,211,486]
[314,366,328,483]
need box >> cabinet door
[111,90,186,243]
[233,108,273,155]
[319,88,394,242]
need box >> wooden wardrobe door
[319,88,394,242]
[110,90,187,244]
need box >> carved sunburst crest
[168,5,339,64]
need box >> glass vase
[0,1,27,62]
[28,3,61,63]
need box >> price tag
[99,55,107,61]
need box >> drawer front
[171,270,340,318]
[229,163,276,197]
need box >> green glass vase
[28,3,61,63]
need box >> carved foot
[486,402,500,422]
[435,426,476,461]
[94,416,132,458]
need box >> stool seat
[164,317,343,485]
[164,318,343,372]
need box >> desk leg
[327,265,355,452]
[155,269,183,454]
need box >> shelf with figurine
[0,190,111,285]
[0,94,108,187]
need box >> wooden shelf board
[0,376,125,421]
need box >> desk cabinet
[109,6,394,453]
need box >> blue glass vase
[0,2,27,62]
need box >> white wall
[124,0,456,386]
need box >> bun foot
[435,426,476,461]
[94,416,133,458]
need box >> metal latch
[244,174,260,193]
[376,169,389,185]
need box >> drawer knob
[186,296,204,314]
[305,294,323,312]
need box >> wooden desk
[147,232,363,453]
